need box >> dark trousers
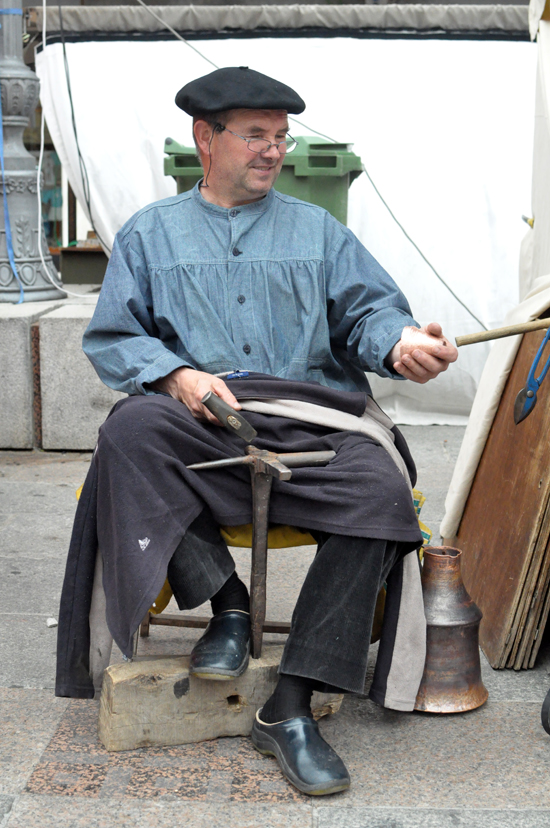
[168,509,399,695]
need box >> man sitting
[57,66,457,796]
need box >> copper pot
[414,546,488,714]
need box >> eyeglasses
[220,127,298,155]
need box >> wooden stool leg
[249,470,272,659]
[140,611,151,637]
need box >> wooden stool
[140,447,336,658]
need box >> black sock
[210,571,250,616]
[260,673,315,723]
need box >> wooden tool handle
[456,318,550,347]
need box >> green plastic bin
[164,135,363,226]
[164,138,203,195]
[277,136,363,225]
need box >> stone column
[0,0,63,302]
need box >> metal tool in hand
[513,327,550,424]
[201,390,258,442]
[191,392,335,658]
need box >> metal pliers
[514,327,550,424]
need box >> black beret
[175,66,305,116]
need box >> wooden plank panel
[519,527,550,668]
[512,497,550,667]
[506,494,550,667]
[452,328,550,668]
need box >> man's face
[198,109,289,206]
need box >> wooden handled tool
[456,318,550,347]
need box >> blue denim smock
[83,184,418,396]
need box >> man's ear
[194,119,214,155]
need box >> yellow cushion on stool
[149,579,173,615]
[220,523,316,549]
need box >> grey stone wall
[0,292,125,450]
[39,304,125,450]
[0,301,62,448]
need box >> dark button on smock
[233,247,242,256]
[237,295,246,304]
[243,344,251,355]
[230,209,240,218]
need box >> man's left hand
[389,322,458,384]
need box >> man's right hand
[151,367,241,425]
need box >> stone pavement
[2,426,550,827]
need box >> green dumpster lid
[282,136,363,178]
[164,137,195,156]
[164,137,202,175]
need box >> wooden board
[448,328,550,668]
[505,493,550,668]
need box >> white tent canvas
[442,16,550,539]
[36,36,537,424]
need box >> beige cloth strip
[381,552,426,711]
[240,395,410,484]
[241,393,425,711]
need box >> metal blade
[514,387,537,425]
[187,456,250,471]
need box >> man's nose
[260,143,282,161]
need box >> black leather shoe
[251,709,350,795]
[189,610,250,680]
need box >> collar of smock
[192,181,275,218]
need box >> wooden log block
[98,645,343,752]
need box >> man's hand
[388,322,458,384]
[151,368,241,424]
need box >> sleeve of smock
[82,230,193,395]
[324,219,419,379]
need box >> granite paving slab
[400,425,465,542]
[480,648,550,702]
[400,426,464,469]
[316,696,550,809]
[0,451,92,484]
[25,699,309,804]
[0,616,59,689]
[0,511,76,559]
[4,795,314,828]
[0,557,65,615]
[0,480,78,514]
[314,808,550,827]
[0,689,68,796]
[0,797,13,827]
